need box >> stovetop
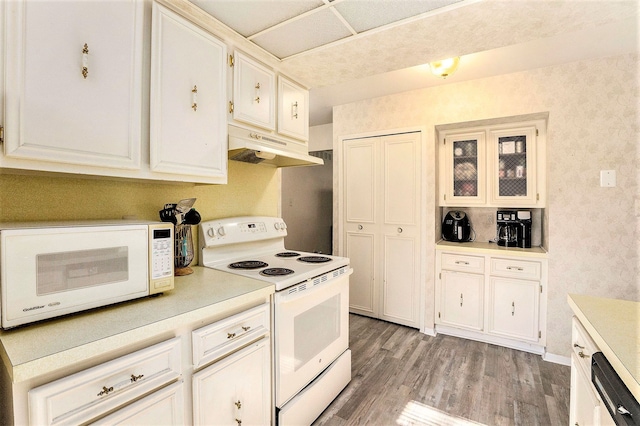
[209,250,349,291]
[198,216,349,291]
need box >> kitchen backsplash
[0,161,280,224]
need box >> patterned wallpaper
[332,53,639,358]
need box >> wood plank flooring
[313,314,570,426]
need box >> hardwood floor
[313,314,570,426]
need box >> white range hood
[228,125,323,168]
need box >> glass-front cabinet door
[441,131,486,205]
[489,126,538,206]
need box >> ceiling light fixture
[429,57,460,78]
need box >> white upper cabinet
[3,0,143,169]
[150,2,227,181]
[439,119,546,207]
[277,75,309,141]
[231,51,276,131]
[441,130,487,205]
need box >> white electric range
[199,216,352,425]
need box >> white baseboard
[543,352,571,366]
[421,327,436,337]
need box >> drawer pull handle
[460,293,463,307]
[254,82,261,103]
[235,400,242,409]
[82,43,89,79]
[455,261,470,265]
[97,386,114,397]
[130,373,144,383]
[227,332,236,339]
[235,419,242,425]
[192,85,198,111]
[506,266,524,271]
[578,351,586,358]
[573,343,585,349]
[512,301,515,316]
[242,326,251,332]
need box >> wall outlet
[600,170,616,187]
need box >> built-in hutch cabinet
[435,247,547,353]
[439,119,546,207]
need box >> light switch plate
[600,170,616,187]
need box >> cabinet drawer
[490,257,541,280]
[441,253,484,274]
[572,316,599,377]
[29,337,182,426]
[192,303,270,369]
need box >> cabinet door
[346,231,377,317]
[278,75,309,141]
[4,0,143,169]
[489,125,538,206]
[232,51,276,130]
[92,381,185,425]
[344,138,378,317]
[192,339,270,426]
[570,355,600,426]
[440,130,486,205]
[438,270,484,331]
[150,3,227,180]
[380,133,421,328]
[488,277,540,342]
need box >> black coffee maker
[496,210,518,247]
[496,210,532,248]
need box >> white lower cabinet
[438,270,483,331]
[28,337,184,425]
[92,381,186,425]
[17,302,271,426]
[192,340,271,425]
[435,248,547,353]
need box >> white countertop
[568,294,640,402]
[436,240,548,258]
[0,267,274,383]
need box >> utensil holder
[174,224,194,276]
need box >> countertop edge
[567,294,640,402]
[10,286,273,383]
[436,240,548,258]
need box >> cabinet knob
[130,373,144,383]
[578,351,586,358]
[397,227,403,233]
[358,224,363,230]
[227,332,236,339]
[97,385,113,397]
[242,326,251,332]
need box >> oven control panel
[200,217,287,247]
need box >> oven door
[274,268,351,408]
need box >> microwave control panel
[149,224,174,295]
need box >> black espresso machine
[496,210,531,248]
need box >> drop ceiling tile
[251,8,353,59]
[334,0,464,33]
[189,0,325,37]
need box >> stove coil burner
[298,256,332,263]
[228,260,269,270]
[276,252,301,258]
[260,268,295,277]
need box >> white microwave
[0,221,174,329]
